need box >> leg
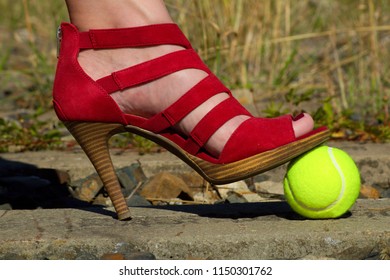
[64,0,314,158]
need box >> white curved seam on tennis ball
[292,147,346,211]
[327,147,346,208]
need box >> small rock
[193,190,220,204]
[240,192,267,202]
[255,181,285,200]
[226,192,247,203]
[127,194,151,207]
[140,172,193,204]
[214,181,249,199]
[225,191,266,203]
[72,174,103,202]
[177,172,219,203]
[117,164,147,196]
[219,180,267,202]
[359,184,381,199]
[176,171,204,187]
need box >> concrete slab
[0,199,389,260]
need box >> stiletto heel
[64,121,132,221]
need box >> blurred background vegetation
[0,0,389,153]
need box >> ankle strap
[78,23,192,49]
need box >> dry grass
[0,0,389,150]
[167,0,390,124]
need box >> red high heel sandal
[53,22,330,220]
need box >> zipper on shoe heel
[56,26,62,58]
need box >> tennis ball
[283,146,360,219]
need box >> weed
[0,113,62,152]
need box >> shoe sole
[126,124,331,184]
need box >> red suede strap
[183,98,251,154]
[96,49,210,93]
[79,23,191,49]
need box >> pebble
[116,164,147,196]
[140,172,194,204]
[359,184,381,199]
[72,173,103,202]
[255,181,284,196]
[126,194,151,207]
[214,181,249,200]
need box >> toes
[292,113,314,138]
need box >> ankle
[66,0,174,31]
[77,45,185,81]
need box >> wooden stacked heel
[64,121,132,221]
